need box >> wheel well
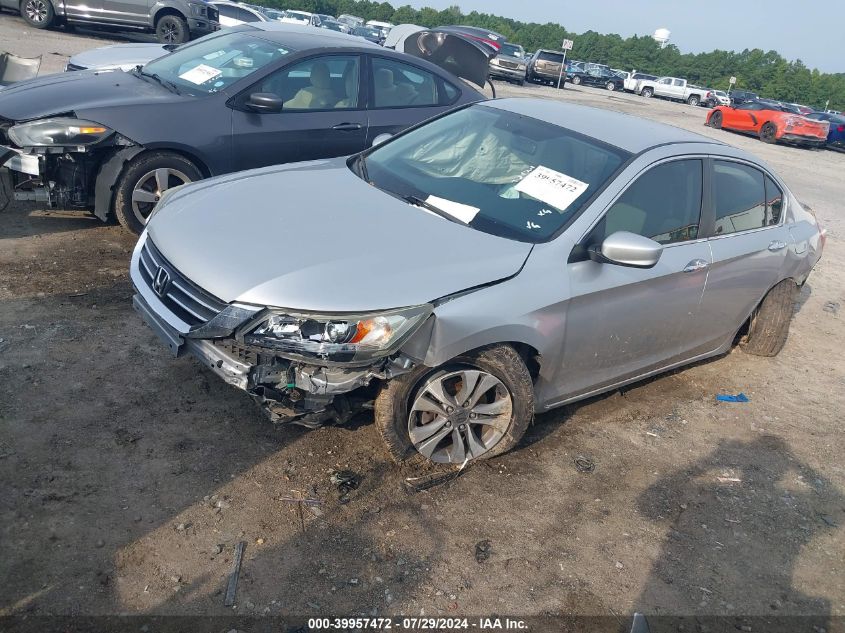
[153,6,185,25]
[137,146,212,178]
[735,277,799,341]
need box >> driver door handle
[332,123,362,131]
[683,259,709,273]
[768,240,787,251]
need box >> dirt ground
[1,15,844,630]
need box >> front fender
[93,146,144,221]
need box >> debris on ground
[223,541,246,607]
[715,393,750,403]
[330,470,360,501]
[574,455,595,473]
[279,491,323,532]
[716,476,742,483]
[474,539,492,564]
[822,301,840,315]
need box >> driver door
[556,158,712,401]
[230,55,368,171]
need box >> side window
[216,4,238,19]
[441,80,459,104]
[658,78,671,85]
[594,160,703,245]
[673,78,684,86]
[237,7,261,22]
[254,55,360,110]
[764,175,784,225]
[372,57,438,108]
[712,161,767,235]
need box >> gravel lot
[1,16,844,629]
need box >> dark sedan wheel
[709,111,723,128]
[571,75,582,85]
[606,81,616,91]
[155,14,189,44]
[21,0,55,28]
[375,344,534,466]
[740,280,797,356]
[113,151,202,234]
[759,122,777,144]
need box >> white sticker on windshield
[514,166,589,212]
[426,195,480,224]
[178,64,222,85]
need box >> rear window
[538,52,563,62]
[713,161,769,235]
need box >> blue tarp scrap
[716,393,750,403]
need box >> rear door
[230,54,368,170]
[559,158,711,399]
[99,0,146,24]
[725,101,764,131]
[694,159,790,351]
[653,77,673,97]
[365,55,460,143]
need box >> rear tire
[709,111,723,128]
[375,344,534,466]
[606,81,616,91]
[687,95,700,106]
[739,279,797,357]
[759,122,777,144]
[112,151,202,234]
[571,75,582,85]
[20,0,54,28]
[155,13,189,44]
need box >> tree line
[260,0,844,110]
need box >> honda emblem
[152,267,170,297]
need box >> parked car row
[0,22,827,470]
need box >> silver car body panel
[66,43,170,71]
[131,98,822,420]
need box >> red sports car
[706,100,829,146]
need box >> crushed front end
[130,233,429,427]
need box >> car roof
[249,22,380,48]
[485,97,724,153]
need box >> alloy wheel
[131,167,190,226]
[408,369,512,464]
[25,0,47,22]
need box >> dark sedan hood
[147,158,533,312]
[0,70,178,122]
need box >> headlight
[517,63,526,70]
[189,1,207,16]
[8,117,113,147]
[242,304,432,363]
[490,58,500,65]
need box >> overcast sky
[404,0,844,74]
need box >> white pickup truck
[637,76,709,106]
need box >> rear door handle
[332,123,362,131]
[683,259,709,273]
[768,240,787,251]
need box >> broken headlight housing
[242,305,432,363]
[8,118,114,148]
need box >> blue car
[805,111,845,150]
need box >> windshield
[322,21,344,31]
[354,26,380,37]
[363,105,630,242]
[499,43,524,58]
[284,10,309,20]
[143,31,290,95]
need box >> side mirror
[588,231,663,268]
[371,133,392,147]
[247,92,283,113]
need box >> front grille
[138,239,227,326]
[499,60,519,70]
[65,63,86,71]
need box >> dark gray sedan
[0,23,483,233]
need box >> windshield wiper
[357,154,370,182]
[403,194,467,225]
[134,68,181,95]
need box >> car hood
[69,43,169,71]
[146,158,533,312]
[0,70,176,122]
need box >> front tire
[709,111,723,128]
[21,0,54,28]
[606,81,616,91]
[375,344,534,466]
[155,13,189,44]
[641,87,654,98]
[759,122,777,144]
[739,280,797,357]
[571,75,582,85]
[687,95,700,106]
[112,151,201,234]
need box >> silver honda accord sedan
[131,97,824,467]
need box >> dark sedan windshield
[499,43,524,58]
[142,31,291,95]
[364,105,630,242]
